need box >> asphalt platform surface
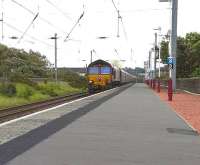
[1,83,200,165]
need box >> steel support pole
[117,10,120,38]
[170,0,178,91]
[54,33,58,84]
[154,33,158,79]
[1,12,3,40]
[153,33,158,90]
[90,50,93,63]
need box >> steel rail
[0,92,89,123]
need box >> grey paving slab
[1,84,200,165]
[0,85,123,145]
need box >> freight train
[87,59,136,92]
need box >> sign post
[167,57,174,101]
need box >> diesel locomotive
[87,59,136,92]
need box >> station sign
[167,57,174,65]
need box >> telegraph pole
[50,33,58,83]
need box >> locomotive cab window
[100,67,111,74]
[88,67,99,74]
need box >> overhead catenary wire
[111,0,118,12]
[10,0,66,33]
[114,48,123,62]
[64,11,84,42]
[120,17,128,40]
[17,12,39,44]
[45,0,72,21]
[4,21,54,47]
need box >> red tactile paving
[155,88,200,133]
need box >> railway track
[0,83,133,124]
[0,92,89,124]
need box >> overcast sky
[1,0,200,68]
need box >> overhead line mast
[111,0,128,40]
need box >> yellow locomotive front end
[87,60,112,92]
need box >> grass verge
[0,81,86,109]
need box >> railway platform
[0,83,200,165]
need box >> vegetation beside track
[0,44,87,109]
[0,82,85,109]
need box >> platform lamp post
[159,0,178,101]
[154,27,162,93]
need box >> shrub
[29,92,49,102]
[10,73,37,87]
[192,68,200,77]
[38,82,59,96]
[0,83,16,97]
[38,82,81,97]
[16,83,34,98]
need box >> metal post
[149,50,152,87]
[85,63,88,74]
[170,0,178,91]
[1,12,3,40]
[90,50,93,63]
[117,10,120,37]
[49,33,58,83]
[54,33,58,83]
[154,33,158,79]
[153,33,158,89]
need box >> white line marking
[171,109,198,133]
[159,85,198,133]
[161,85,200,96]
[0,87,120,128]
[183,90,200,96]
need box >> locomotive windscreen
[100,67,111,74]
[88,67,99,74]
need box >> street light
[154,27,162,79]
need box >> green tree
[160,41,169,64]
[160,32,200,78]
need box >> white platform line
[0,87,120,128]
[160,85,200,96]
[171,109,198,133]
[158,85,198,133]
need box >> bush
[29,92,49,102]
[16,83,34,98]
[10,73,37,87]
[0,83,16,97]
[38,82,81,97]
[38,82,59,96]
[192,68,200,77]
